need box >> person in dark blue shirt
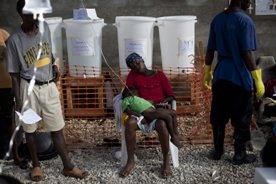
[204,0,265,165]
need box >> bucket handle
[113,22,119,27]
[156,19,198,26]
[155,21,163,27]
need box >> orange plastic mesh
[58,64,234,150]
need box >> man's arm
[203,49,215,90]
[205,49,215,66]
[241,50,256,71]
[242,50,265,98]
[10,73,21,111]
[124,108,141,117]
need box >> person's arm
[52,55,60,83]
[242,50,256,71]
[0,29,10,45]
[205,49,215,66]
[124,108,141,117]
[203,49,215,90]
[10,73,21,111]
[158,71,175,103]
[242,50,264,98]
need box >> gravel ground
[0,145,262,184]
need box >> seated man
[119,52,178,178]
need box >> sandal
[63,166,88,179]
[30,166,43,182]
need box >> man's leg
[210,81,230,160]
[231,84,256,165]
[50,129,74,170]
[25,132,42,181]
[232,109,256,165]
[25,133,39,167]
[155,119,171,178]
[145,109,181,148]
[211,123,226,160]
[119,117,138,177]
[51,129,88,179]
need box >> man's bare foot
[161,164,172,178]
[119,161,135,178]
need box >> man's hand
[15,99,22,112]
[52,65,60,83]
[155,102,171,109]
[251,69,265,98]
[203,65,212,90]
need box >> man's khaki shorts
[20,79,65,133]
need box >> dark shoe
[233,153,256,165]
[210,150,224,160]
[14,158,29,170]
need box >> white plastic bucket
[114,16,156,75]
[63,18,106,77]
[45,17,64,74]
[157,16,197,71]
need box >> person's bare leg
[25,132,41,181]
[119,117,138,177]
[9,118,21,163]
[50,129,74,170]
[155,119,172,178]
[146,109,181,148]
[172,112,179,135]
[171,112,183,146]
[51,129,88,179]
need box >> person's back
[122,95,155,116]
[208,10,256,90]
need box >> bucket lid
[157,16,197,22]
[63,18,104,24]
[44,17,62,24]
[115,16,156,22]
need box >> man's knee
[125,117,138,130]
[155,120,168,134]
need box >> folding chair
[113,93,179,167]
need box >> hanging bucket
[63,19,106,77]
[157,16,197,72]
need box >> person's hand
[155,102,171,109]
[15,99,22,112]
[52,64,60,83]
[203,65,212,90]
[141,118,147,124]
[251,69,265,98]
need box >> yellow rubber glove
[251,69,265,98]
[203,65,212,90]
